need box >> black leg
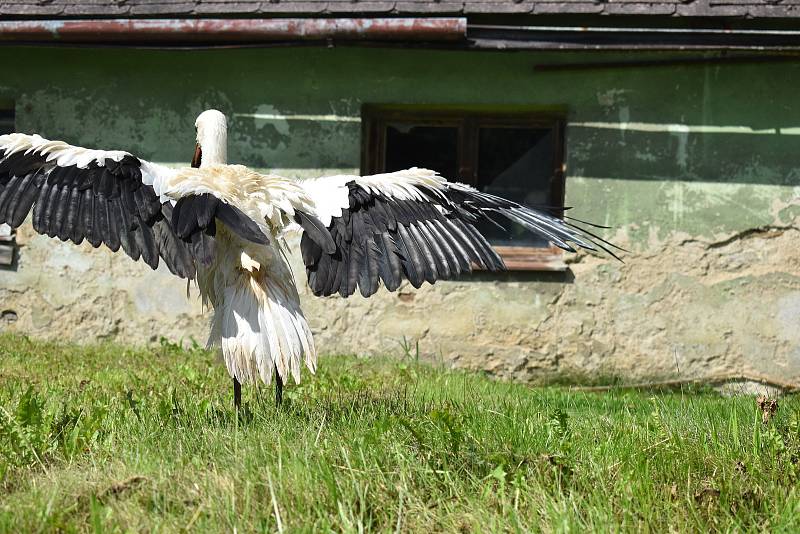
[233,376,241,410]
[275,365,283,407]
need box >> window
[0,108,13,134]
[0,104,15,267]
[361,105,567,271]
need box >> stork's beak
[191,143,202,168]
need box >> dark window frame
[361,104,568,271]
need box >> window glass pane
[0,109,14,135]
[385,123,459,179]
[476,127,556,247]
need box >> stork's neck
[198,127,228,167]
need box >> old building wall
[1,46,798,383]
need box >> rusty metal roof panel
[462,2,536,14]
[128,2,199,16]
[192,2,263,14]
[603,2,678,16]
[327,2,397,14]
[394,2,467,14]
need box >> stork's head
[193,109,228,168]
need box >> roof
[0,0,798,20]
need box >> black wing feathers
[10,170,42,227]
[0,146,266,279]
[300,180,508,299]
[215,202,269,246]
[171,192,269,250]
[294,211,336,254]
[154,218,195,278]
[300,177,619,299]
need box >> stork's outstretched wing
[295,168,620,298]
[0,134,267,279]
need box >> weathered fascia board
[0,18,467,45]
[469,25,800,51]
[2,18,796,51]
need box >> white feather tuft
[203,231,316,386]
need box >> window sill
[492,245,567,272]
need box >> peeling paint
[236,112,361,123]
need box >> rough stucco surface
[1,46,799,385]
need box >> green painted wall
[5,47,799,244]
[2,45,799,383]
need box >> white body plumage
[199,224,315,385]
[191,111,317,384]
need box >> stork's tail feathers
[210,275,316,386]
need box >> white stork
[0,109,619,408]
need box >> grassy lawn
[0,334,798,532]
